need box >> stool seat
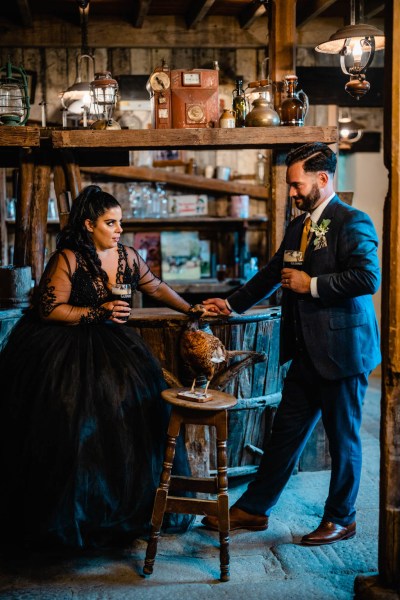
[143,387,237,582]
[162,387,238,411]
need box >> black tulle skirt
[0,311,192,550]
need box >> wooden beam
[239,0,267,30]
[296,0,338,28]
[0,15,269,48]
[51,126,338,151]
[186,0,216,30]
[365,2,385,19]
[16,0,32,28]
[0,126,40,147]
[131,0,152,28]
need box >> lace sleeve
[126,246,191,314]
[37,250,111,325]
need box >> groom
[203,142,381,545]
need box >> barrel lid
[128,306,281,327]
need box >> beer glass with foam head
[111,283,132,322]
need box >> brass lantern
[90,71,121,130]
[315,0,384,100]
[0,59,30,126]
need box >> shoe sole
[301,530,356,546]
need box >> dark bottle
[232,78,248,127]
[280,75,309,126]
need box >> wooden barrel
[128,306,285,477]
[0,266,32,309]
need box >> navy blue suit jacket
[228,196,381,380]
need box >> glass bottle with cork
[232,77,248,127]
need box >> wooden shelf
[6,216,268,232]
[81,165,269,199]
[0,126,40,147]
[52,126,338,151]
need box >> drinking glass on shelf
[155,181,169,218]
[111,283,132,322]
[128,184,144,218]
[216,264,227,282]
[142,183,159,218]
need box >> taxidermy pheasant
[177,304,267,396]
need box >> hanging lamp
[59,0,95,123]
[315,0,384,99]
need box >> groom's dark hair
[285,142,337,175]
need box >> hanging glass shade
[0,59,30,126]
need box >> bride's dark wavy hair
[56,185,121,285]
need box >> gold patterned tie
[299,216,312,255]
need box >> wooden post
[379,0,400,589]
[355,0,400,596]
[268,0,296,251]
[29,153,51,284]
[14,148,35,268]
[53,150,82,229]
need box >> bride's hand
[101,300,131,323]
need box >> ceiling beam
[365,2,385,19]
[131,0,152,28]
[296,0,338,28]
[16,0,33,27]
[186,0,216,29]
[239,0,267,30]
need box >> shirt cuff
[225,298,233,313]
[310,277,319,298]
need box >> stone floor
[0,378,381,600]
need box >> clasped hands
[201,267,312,316]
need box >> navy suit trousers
[235,350,369,526]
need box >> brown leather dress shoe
[201,506,268,532]
[301,520,356,546]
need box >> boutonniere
[310,219,331,250]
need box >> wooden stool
[143,387,237,582]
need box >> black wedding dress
[0,244,192,550]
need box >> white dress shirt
[307,193,335,298]
[225,192,336,312]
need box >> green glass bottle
[232,78,248,128]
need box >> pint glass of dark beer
[111,283,132,322]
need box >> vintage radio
[147,65,219,129]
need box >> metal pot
[245,96,280,127]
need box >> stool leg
[215,411,230,582]
[143,410,181,576]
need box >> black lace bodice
[36,243,190,325]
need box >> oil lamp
[315,0,384,99]
[59,0,95,125]
[60,54,95,119]
[0,59,30,126]
[90,71,121,130]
